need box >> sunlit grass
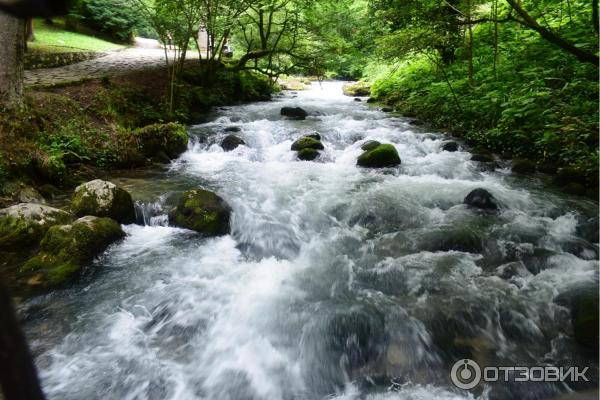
[29,18,125,53]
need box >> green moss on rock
[361,140,381,151]
[298,148,320,161]
[169,189,231,236]
[357,144,401,168]
[71,179,136,224]
[20,216,125,289]
[133,122,189,160]
[291,136,324,151]
[342,82,371,97]
[0,203,72,249]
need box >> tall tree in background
[0,11,25,107]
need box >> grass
[28,18,125,53]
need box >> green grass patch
[29,19,125,53]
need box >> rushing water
[22,82,598,400]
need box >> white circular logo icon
[450,359,482,390]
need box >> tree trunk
[0,10,25,107]
[26,18,35,42]
[0,274,46,400]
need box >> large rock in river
[357,144,401,168]
[71,179,136,224]
[291,135,325,161]
[342,82,371,97]
[221,134,245,151]
[169,189,231,236]
[281,107,308,120]
[464,188,498,210]
[0,203,72,249]
[133,122,189,160]
[20,216,125,290]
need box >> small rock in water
[442,141,458,152]
[381,107,393,112]
[224,126,241,133]
[291,136,324,151]
[357,143,401,168]
[291,134,324,161]
[354,98,362,102]
[464,188,498,210]
[221,134,245,151]
[280,107,308,120]
[169,189,231,236]
[366,97,376,103]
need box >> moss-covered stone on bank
[0,203,72,249]
[20,216,125,290]
[71,179,136,224]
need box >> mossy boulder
[361,140,381,152]
[0,203,72,249]
[357,144,401,168]
[133,122,189,160]
[342,82,371,97]
[291,135,324,161]
[168,189,231,236]
[20,216,125,290]
[511,159,536,174]
[71,179,136,224]
[291,136,324,151]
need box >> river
[21,81,598,400]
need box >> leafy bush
[68,0,153,43]
[366,21,599,183]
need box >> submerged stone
[357,144,401,168]
[442,141,458,152]
[464,188,498,210]
[71,179,136,224]
[280,107,308,120]
[221,134,245,151]
[471,154,494,163]
[169,189,231,236]
[20,216,125,290]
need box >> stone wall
[24,51,102,70]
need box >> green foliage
[30,18,125,52]
[367,14,599,183]
[68,0,152,43]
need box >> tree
[0,10,25,107]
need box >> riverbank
[0,62,274,207]
[361,35,598,200]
